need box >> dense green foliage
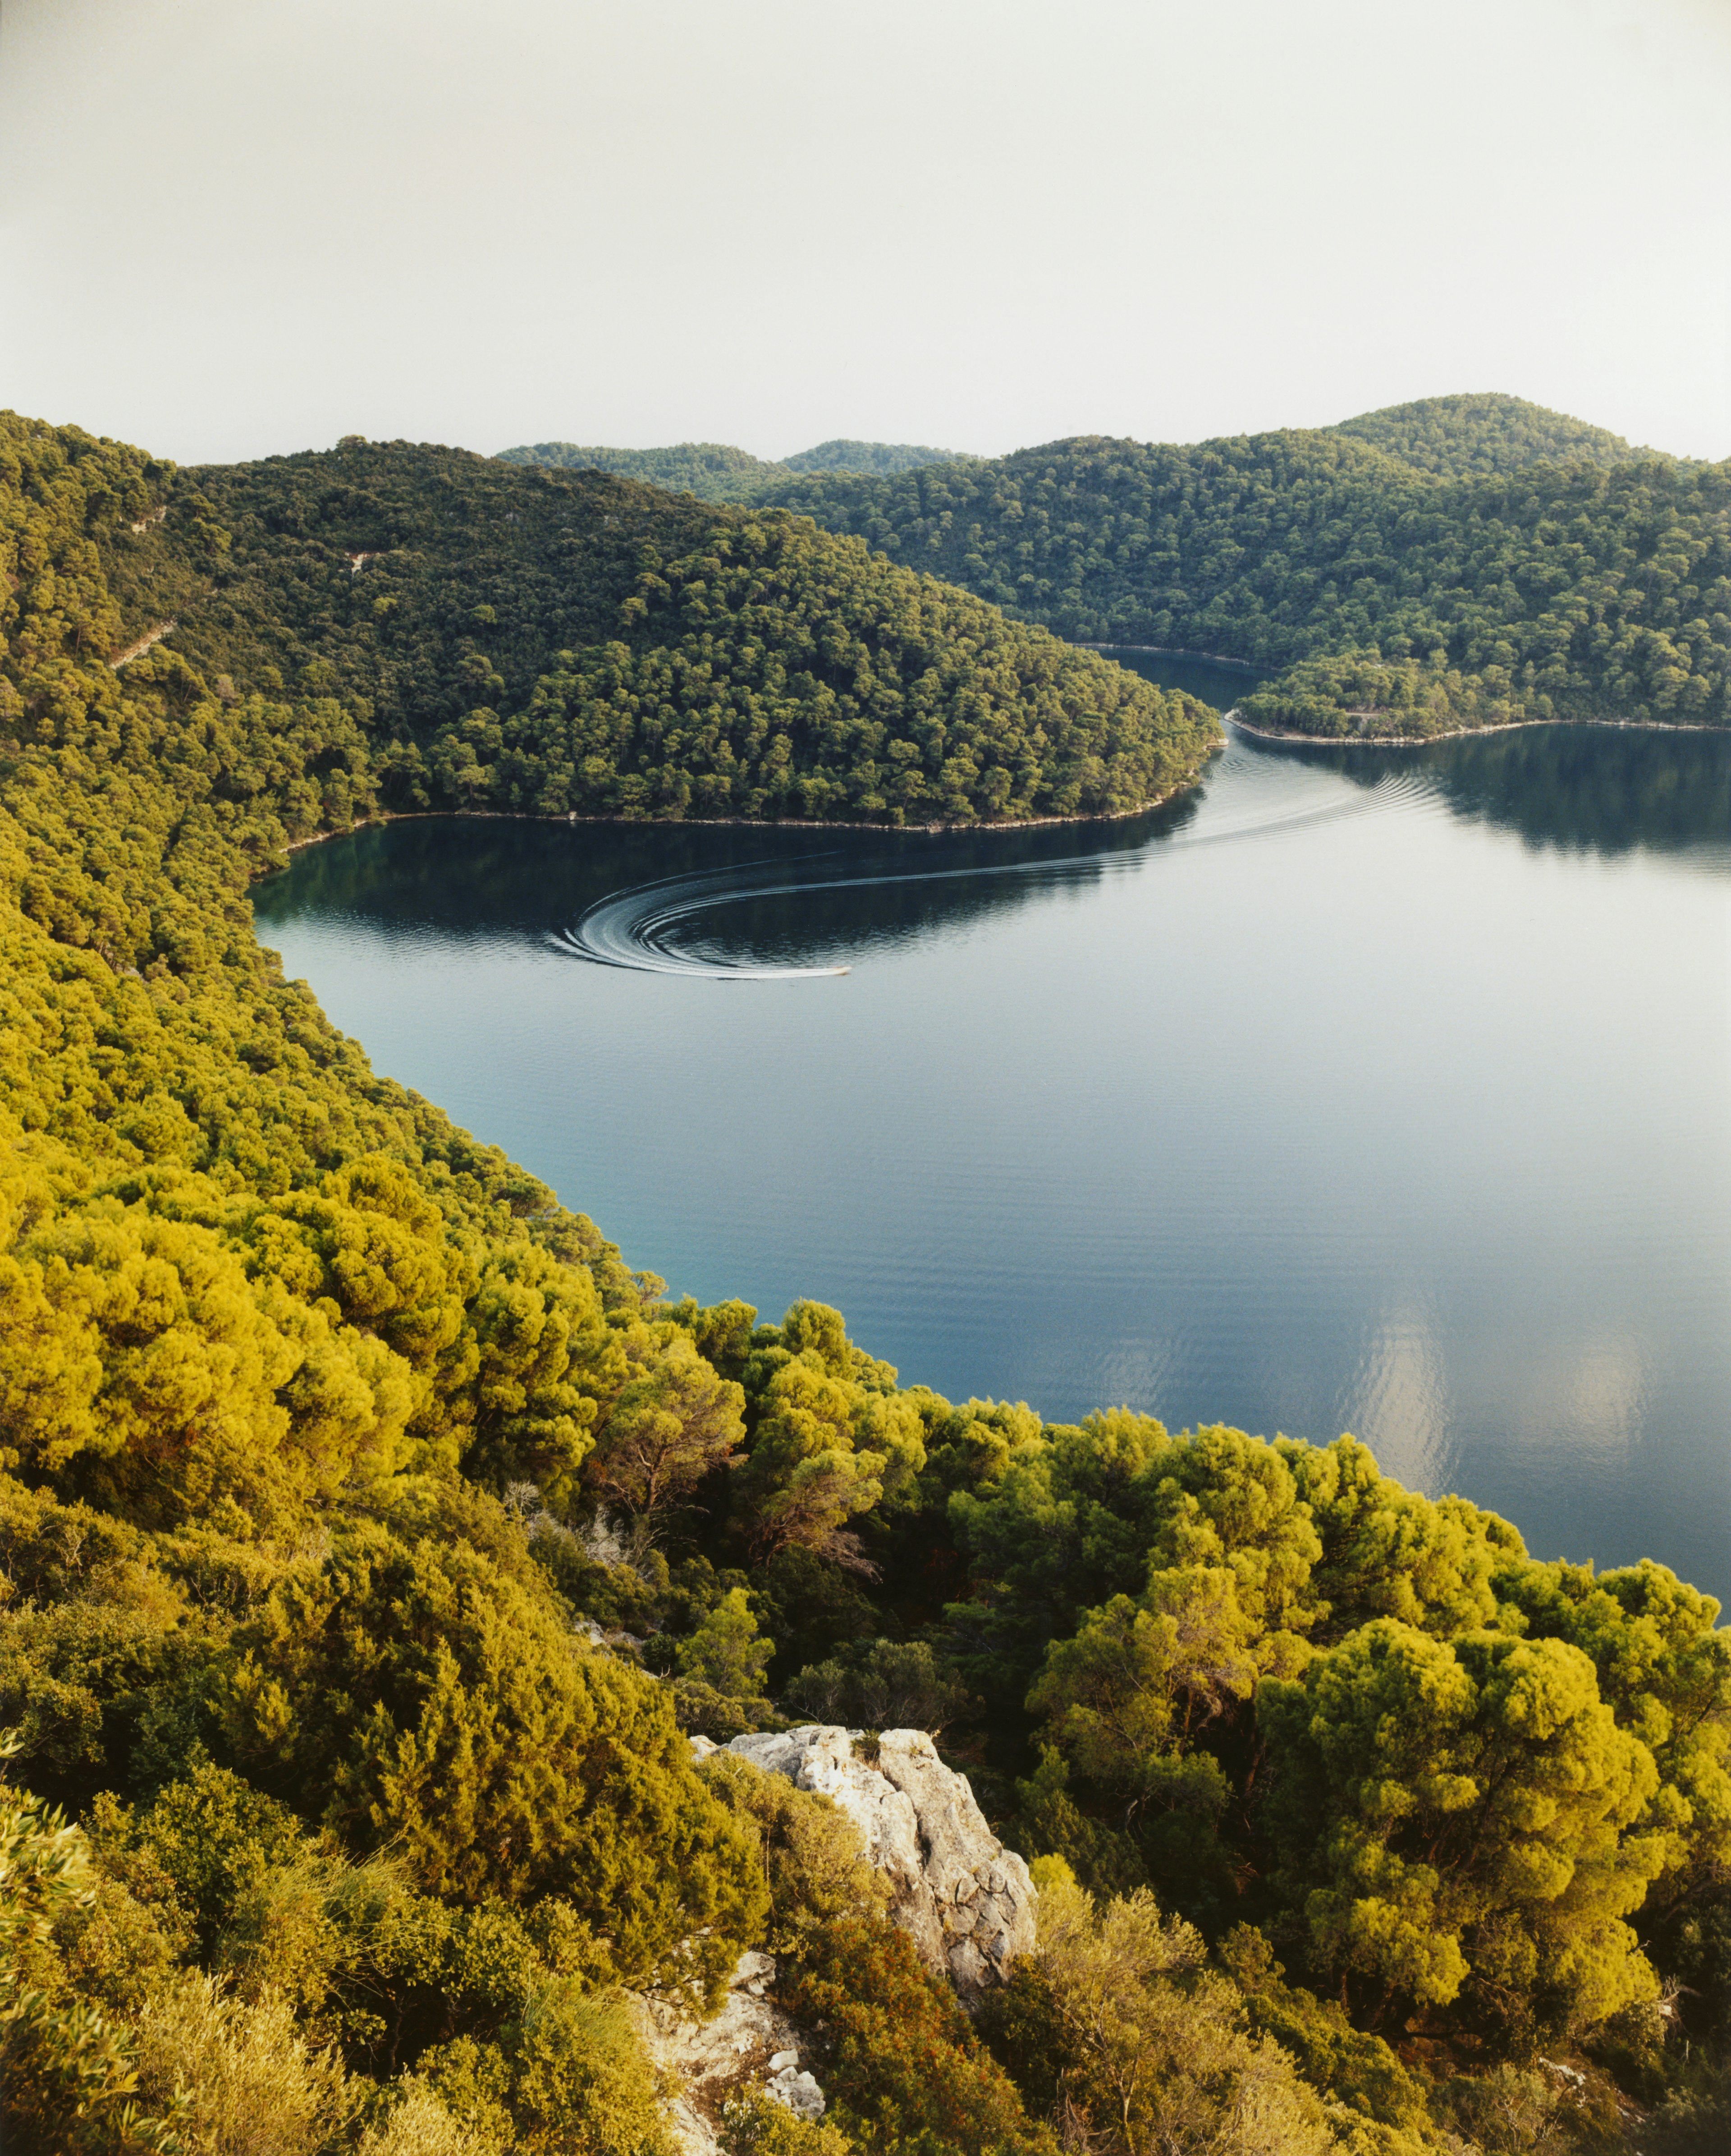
[1333,395,1642,479]
[498,398,1625,506]
[494,440,786,502]
[783,1918,1053,2155]
[495,439,960,502]
[778,442,961,480]
[104,435,1217,826]
[760,395,1730,739]
[985,1857,1336,2155]
[3,404,1728,2156]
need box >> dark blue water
[254,674,1731,1601]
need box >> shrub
[986,1857,1334,2156]
[782,1916,1053,2155]
[220,1526,767,2006]
[504,1980,678,2156]
[698,1753,887,1954]
[355,2082,507,2156]
[678,1588,774,1699]
[133,1972,353,2156]
[783,1640,968,1734]
[719,2090,856,2155]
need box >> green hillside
[1333,393,1641,477]
[3,410,1728,2156]
[496,435,961,501]
[105,435,1219,826]
[493,438,785,500]
[761,403,1729,739]
[779,437,961,477]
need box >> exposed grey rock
[720,1724,1037,2008]
[643,1727,1032,2149]
[766,2066,826,2121]
[632,1949,817,2156]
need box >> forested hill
[6,406,1731,2156]
[1333,393,1641,477]
[494,437,782,500]
[780,438,962,477]
[761,412,1730,739]
[495,435,962,501]
[97,431,1219,826]
[498,400,1636,505]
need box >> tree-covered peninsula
[494,438,962,503]
[757,395,1730,741]
[4,409,1729,2156]
[105,433,1217,826]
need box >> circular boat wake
[554,859,855,978]
[551,765,1424,979]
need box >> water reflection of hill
[256,791,1210,964]
[664,806,1205,968]
[1255,722,1731,859]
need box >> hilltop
[1332,392,1644,477]
[756,394,1728,739]
[99,432,1218,827]
[495,435,962,502]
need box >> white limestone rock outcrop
[644,1725,1030,2149]
[717,1724,1037,2008]
[765,2061,826,2121]
[633,1949,823,2156]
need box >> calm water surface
[256,665,1731,1598]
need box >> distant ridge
[779,438,962,477]
[749,391,1725,740]
[1330,392,1641,477]
[498,397,1655,507]
[491,395,1724,742]
[495,436,962,502]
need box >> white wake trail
[550,766,1420,979]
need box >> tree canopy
[3,403,1729,2156]
[1333,394,1644,479]
[756,396,1728,739]
[495,438,962,502]
[101,435,1218,827]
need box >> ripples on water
[254,693,1731,1599]
[553,764,1438,980]
[556,798,1423,983]
[557,861,856,978]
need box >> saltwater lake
[254,657,1731,1601]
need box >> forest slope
[502,397,1634,505]
[761,401,1729,739]
[101,435,1218,826]
[2,411,1728,2156]
[495,436,962,501]
[1333,393,1643,477]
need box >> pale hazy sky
[3,0,1728,468]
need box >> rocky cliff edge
[640,1725,1039,2153]
[695,1724,1038,2008]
